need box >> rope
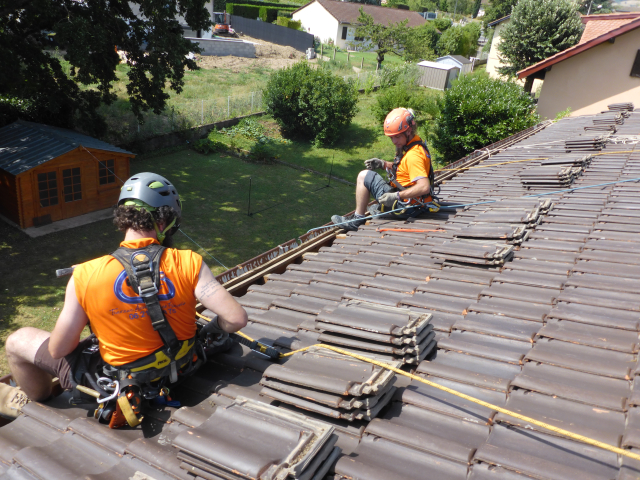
[178,229,228,269]
[227,325,640,462]
[436,157,550,172]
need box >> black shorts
[363,171,395,201]
[33,337,97,391]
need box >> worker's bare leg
[6,328,53,401]
[355,170,372,216]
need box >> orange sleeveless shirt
[73,238,203,365]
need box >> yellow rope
[226,322,640,462]
[435,150,637,173]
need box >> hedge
[276,16,302,29]
[227,2,297,21]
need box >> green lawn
[0,150,360,375]
[315,47,406,72]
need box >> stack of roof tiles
[173,397,338,480]
[565,134,608,151]
[260,347,398,421]
[5,107,640,480]
[519,154,591,188]
[608,101,634,112]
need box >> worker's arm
[195,263,247,333]
[49,277,89,359]
[398,177,431,200]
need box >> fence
[230,15,314,52]
[173,91,265,126]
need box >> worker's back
[73,237,202,365]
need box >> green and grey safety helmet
[118,172,182,241]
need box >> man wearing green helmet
[6,172,247,413]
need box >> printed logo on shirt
[113,269,176,304]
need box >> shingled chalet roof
[3,107,640,479]
[295,0,428,28]
[0,121,133,176]
[518,13,640,79]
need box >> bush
[276,16,301,29]
[264,62,358,145]
[371,86,439,124]
[193,138,227,154]
[227,4,261,18]
[250,138,275,161]
[433,75,539,161]
[378,63,420,89]
[226,3,294,20]
[432,18,452,32]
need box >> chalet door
[60,166,84,219]
[34,170,62,223]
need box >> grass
[0,149,359,375]
[315,47,406,72]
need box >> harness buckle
[138,283,159,297]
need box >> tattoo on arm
[198,279,222,300]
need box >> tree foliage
[0,0,210,135]
[436,23,480,57]
[263,62,358,145]
[403,22,439,62]
[483,0,517,26]
[498,0,583,77]
[577,0,616,14]
[433,18,453,32]
[355,8,409,68]
[433,75,539,160]
[472,0,482,17]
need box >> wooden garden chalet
[0,121,134,229]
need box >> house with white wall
[485,14,510,79]
[292,0,427,50]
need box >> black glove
[199,315,226,339]
[378,192,398,208]
[364,158,385,170]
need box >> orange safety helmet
[383,108,415,136]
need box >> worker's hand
[378,192,398,208]
[364,158,385,170]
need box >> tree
[498,0,583,77]
[483,0,518,26]
[472,0,482,17]
[403,23,439,61]
[264,62,358,145]
[433,18,453,32]
[0,0,211,135]
[436,23,480,57]
[355,8,409,68]
[434,75,539,161]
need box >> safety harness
[71,244,204,428]
[385,140,440,216]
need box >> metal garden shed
[417,61,460,90]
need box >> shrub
[250,138,275,161]
[432,18,452,32]
[193,138,227,154]
[264,62,358,145]
[227,4,261,18]
[226,3,294,20]
[378,63,420,89]
[276,16,301,29]
[371,86,439,124]
[433,75,539,161]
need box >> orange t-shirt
[73,238,203,366]
[394,135,432,190]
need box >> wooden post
[347,51,350,62]
[361,57,364,69]
[333,48,336,61]
[320,44,323,57]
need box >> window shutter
[341,26,347,40]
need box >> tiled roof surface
[309,0,428,28]
[3,109,640,479]
[0,121,134,176]
[579,14,640,44]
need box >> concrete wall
[293,1,340,45]
[186,37,255,57]
[536,27,640,119]
[230,15,314,52]
[486,20,508,79]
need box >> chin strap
[153,217,176,244]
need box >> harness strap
[111,245,180,359]
[388,140,436,202]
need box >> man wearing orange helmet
[331,107,437,231]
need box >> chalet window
[631,49,640,78]
[37,171,58,207]
[98,159,116,185]
[62,167,82,202]
[341,26,348,40]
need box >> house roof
[294,0,428,28]
[417,60,460,70]
[0,121,133,176]
[2,108,640,479]
[518,13,640,79]
[437,55,472,65]
[487,14,510,27]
